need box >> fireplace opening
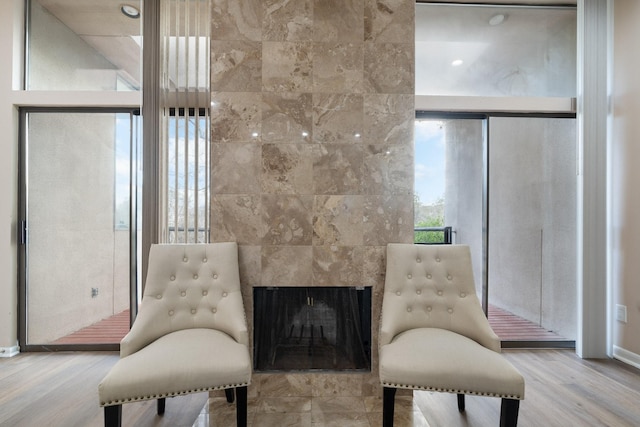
[253,287,371,372]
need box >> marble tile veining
[261,92,313,143]
[211,40,262,92]
[211,0,262,42]
[313,42,364,94]
[194,392,426,427]
[262,144,314,194]
[211,0,415,406]
[262,42,313,92]
[363,42,414,94]
[364,0,415,43]
[263,0,313,42]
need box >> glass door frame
[17,106,141,351]
[415,110,576,349]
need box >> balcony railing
[414,226,453,245]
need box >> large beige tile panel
[263,0,313,42]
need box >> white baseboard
[613,345,640,370]
[0,343,20,358]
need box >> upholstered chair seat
[98,243,251,427]
[379,244,524,426]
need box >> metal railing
[414,226,453,245]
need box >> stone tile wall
[210,0,414,397]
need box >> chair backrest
[379,243,500,352]
[120,242,248,356]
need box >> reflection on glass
[415,4,576,97]
[489,117,577,341]
[26,112,133,344]
[26,0,141,91]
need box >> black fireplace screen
[253,287,371,372]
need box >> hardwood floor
[414,350,640,427]
[1,349,639,426]
[0,352,207,427]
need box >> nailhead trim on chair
[381,382,523,400]
[100,382,251,407]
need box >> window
[415,4,576,97]
[26,0,141,91]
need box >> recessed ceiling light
[121,4,140,19]
[451,59,464,67]
[489,13,506,26]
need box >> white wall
[0,0,22,356]
[611,0,640,365]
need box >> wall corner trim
[613,345,640,370]
[0,342,20,358]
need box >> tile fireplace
[210,0,415,398]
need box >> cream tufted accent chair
[98,242,251,427]
[379,244,524,427]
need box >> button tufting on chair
[379,244,524,427]
[98,242,251,427]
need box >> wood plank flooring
[1,349,639,426]
[0,352,207,427]
[488,305,567,341]
[51,311,130,345]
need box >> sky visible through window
[415,120,445,208]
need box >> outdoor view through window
[414,120,446,244]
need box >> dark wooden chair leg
[225,387,235,403]
[457,393,465,412]
[500,398,520,427]
[104,405,122,427]
[235,386,248,427]
[157,398,166,415]
[383,387,397,427]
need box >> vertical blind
[159,0,211,243]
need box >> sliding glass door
[488,116,576,343]
[19,110,140,349]
[415,114,576,345]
